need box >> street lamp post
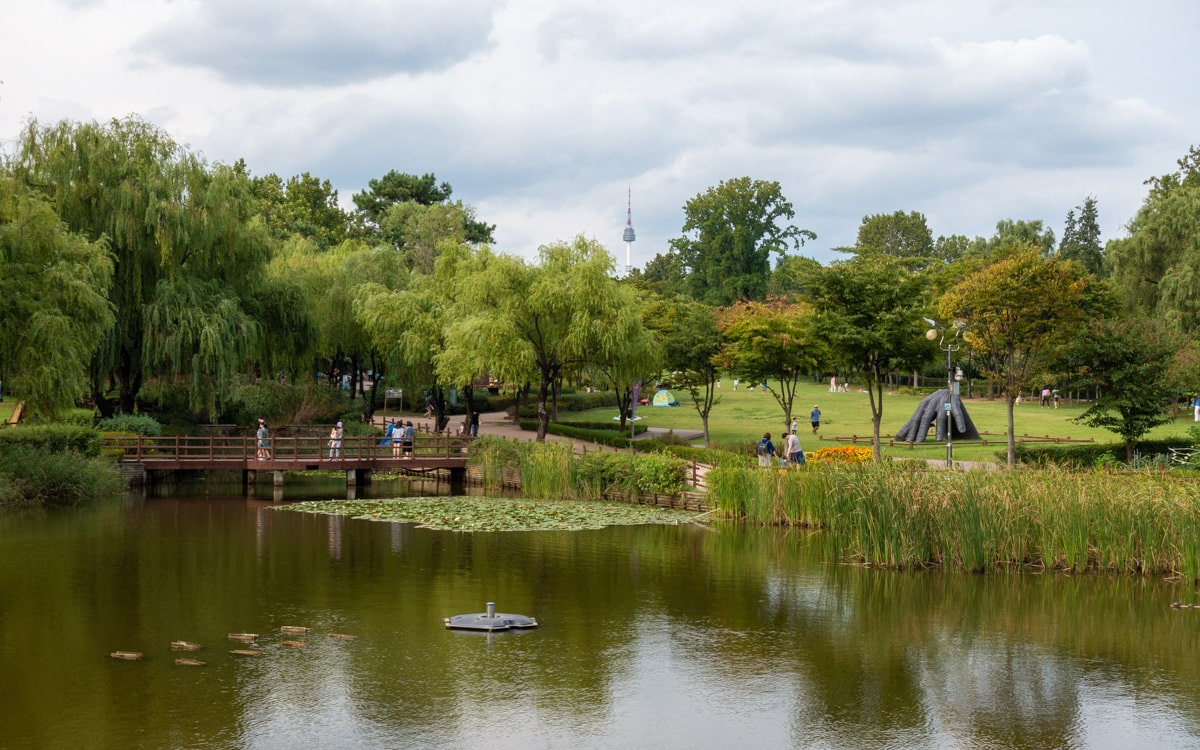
[924,318,964,468]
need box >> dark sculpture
[895,389,981,443]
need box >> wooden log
[175,658,206,666]
[170,641,202,651]
[110,651,143,660]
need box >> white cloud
[1,0,1196,267]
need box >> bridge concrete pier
[347,469,371,486]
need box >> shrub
[518,420,634,448]
[0,424,103,456]
[1012,440,1193,468]
[629,452,688,494]
[577,452,636,496]
[98,415,162,436]
[0,446,122,508]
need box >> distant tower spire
[622,187,636,275]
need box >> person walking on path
[255,418,271,460]
[756,432,777,468]
[1194,394,1200,422]
[328,421,344,459]
[810,405,821,435]
[470,411,480,438]
[785,431,805,467]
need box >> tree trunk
[536,376,550,441]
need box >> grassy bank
[561,378,1199,463]
[709,463,1200,579]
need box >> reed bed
[708,463,1200,579]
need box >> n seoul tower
[622,188,636,275]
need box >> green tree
[246,166,349,249]
[1057,196,1104,277]
[13,117,272,417]
[0,174,114,416]
[455,236,637,440]
[841,211,939,268]
[716,299,821,433]
[939,248,1086,466]
[352,170,495,245]
[1056,315,1183,462]
[987,219,1056,256]
[1107,146,1200,332]
[670,177,815,305]
[590,290,660,433]
[647,297,724,446]
[808,256,933,460]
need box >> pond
[1,476,1198,749]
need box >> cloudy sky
[1,0,1196,267]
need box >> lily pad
[275,496,700,532]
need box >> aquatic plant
[708,462,1200,579]
[277,496,699,532]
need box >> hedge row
[0,424,104,456]
[1009,440,1195,468]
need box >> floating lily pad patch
[275,496,700,532]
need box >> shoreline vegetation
[709,463,1200,580]
[472,437,1200,582]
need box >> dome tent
[651,389,679,407]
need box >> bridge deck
[104,434,470,472]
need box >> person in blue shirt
[810,405,821,435]
[756,432,777,468]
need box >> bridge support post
[244,469,255,494]
[273,471,284,488]
[346,469,370,487]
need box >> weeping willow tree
[452,236,644,441]
[0,173,114,417]
[356,241,476,432]
[12,117,272,417]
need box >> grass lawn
[0,400,14,424]
[561,379,1198,463]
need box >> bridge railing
[103,434,473,462]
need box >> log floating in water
[327,633,357,641]
[230,649,261,656]
[110,651,143,660]
[175,658,206,666]
[280,625,309,634]
[171,641,202,651]
[227,633,258,642]
[281,640,308,648]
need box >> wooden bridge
[104,434,472,490]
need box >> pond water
[2,476,1199,749]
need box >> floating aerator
[444,602,538,632]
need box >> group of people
[378,420,416,458]
[253,418,417,460]
[757,425,807,469]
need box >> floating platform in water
[444,602,538,632]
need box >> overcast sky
[1,0,1196,268]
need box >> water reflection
[0,481,1198,749]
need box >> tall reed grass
[709,463,1200,579]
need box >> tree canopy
[669,177,815,305]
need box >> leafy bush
[518,420,634,448]
[0,446,122,508]
[577,452,636,495]
[1011,440,1193,468]
[515,391,619,418]
[98,415,162,436]
[629,452,688,494]
[0,424,103,456]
